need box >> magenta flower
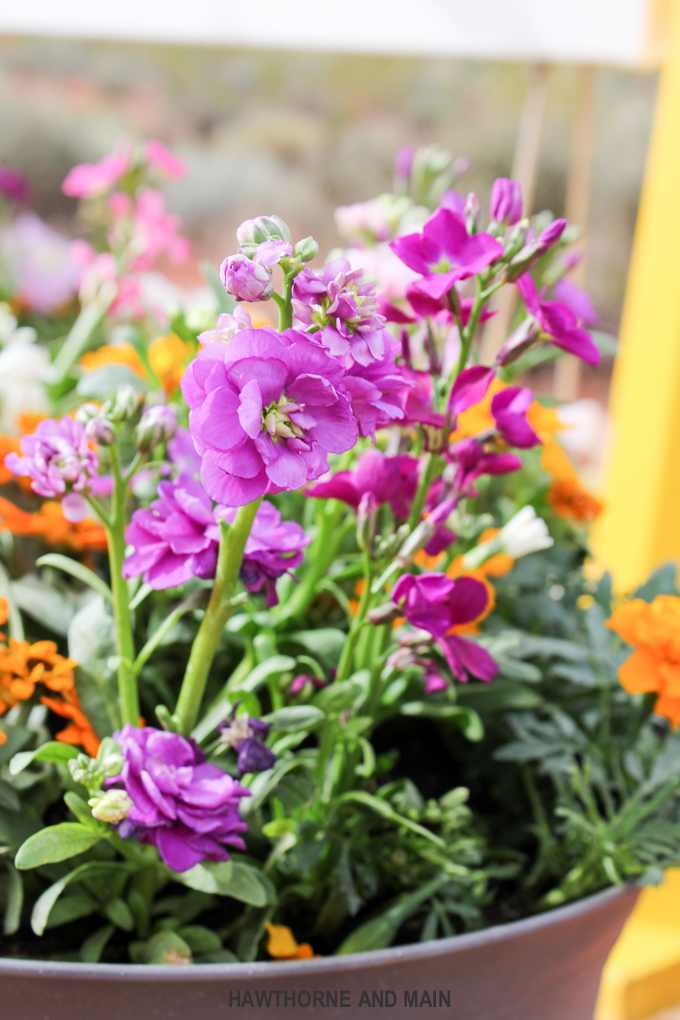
[122,474,218,590]
[167,428,202,476]
[391,573,497,683]
[448,366,495,419]
[5,416,99,523]
[490,387,540,448]
[219,708,277,776]
[182,328,357,507]
[447,438,522,498]
[0,165,31,204]
[307,450,419,520]
[220,253,273,302]
[217,499,310,607]
[516,274,600,366]
[145,140,187,180]
[552,276,600,328]
[390,208,504,301]
[106,724,249,872]
[62,148,132,198]
[379,282,496,328]
[536,218,567,253]
[490,178,523,226]
[293,258,388,368]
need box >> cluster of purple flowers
[106,724,250,872]
[122,473,309,604]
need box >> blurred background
[0,35,659,409]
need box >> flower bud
[464,192,481,234]
[503,219,530,261]
[85,416,116,446]
[293,236,320,263]
[536,218,567,253]
[109,384,142,423]
[356,491,378,551]
[236,215,291,247]
[89,788,132,824]
[368,601,401,626]
[75,403,101,426]
[220,253,273,302]
[495,318,541,367]
[498,505,553,558]
[136,404,178,452]
[490,178,523,227]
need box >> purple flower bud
[490,178,523,227]
[107,384,142,423]
[356,491,378,551]
[536,218,567,254]
[495,318,541,367]
[464,192,481,234]
[291,674,328,694]
[85,416,116,446]
[136,404,178,452]
[220,253,273,302]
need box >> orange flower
[17,412,47,436]
[148,333,194,394]
[265,923,318,960]
[0,597,8,627]
[80,342,147,379]
[547,479,603,524]
[0,435,21,485]
[40,691,101,758]
[450,382,564,448]
[608,595,680,727]
[0,496,108,552]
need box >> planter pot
[0,885,638,1020]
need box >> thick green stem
[108,446,139,727]
[276,499,348,623]
[174,499,262,736]
[407,452,438,532]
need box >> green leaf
[176,924,222,955]
[0,779,20,812]
[262,818,296,839]
[144,930,192,964]
[64,792,103,831]
[10,742,80,776]
[45,891,98,929]
[68,596,119,734]
[76,363,148,399]
[11,574,82,635]
[456,681,542,712]
[315,680,363,713]
[400,702,483,741]
[634,562,678,602]
[37,555,113,603]
[175,860,269,906]
[201,261,236,314]
[0,804,41,848]
[290,628,346,666]
[337,875,448,954]
[264,706,325,731]
[338,791,445,847]
[15,823,104,870]
[31,862,130,935]
[104,897,135,931]
[80,924,114,963]
[3,862,23,935]
[232,656,295,693]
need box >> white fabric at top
[0,0,650,67]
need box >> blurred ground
[0,35,659,404]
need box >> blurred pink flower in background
[145,140,187,180]
[0,214,83,314]
[62,147,133,198]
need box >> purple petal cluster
[390,208,504,301]
[307,450,419,520]
[490,178,523,227]
[447,438,522,498]
[341,335,407,438]
[293,258,388,368]
[5,416,99,523]
[392,573,497,684]
[107,724,249,873]
[181,327,358,506]
[219,708,277,776]
[491,387,540,448]
[516,274,600,366]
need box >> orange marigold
[547,479,603,524]
[0,496,108,551]
[41,691,100,758]
[265,923,318,960]
[80,342,147,379]
[608,595,680,727]
[148,333,194,394]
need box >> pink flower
[516,274,600,366]
[307,450,419,520]
[114,189,191,272]
[0,215,84,314]
[62,148,133,199]
[145,140,187,180]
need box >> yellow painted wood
[594,0,680,591]
[597,871,680,1020]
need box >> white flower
[498,506,554,559]
[0,333,56,433]
[89,789,132,824]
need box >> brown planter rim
[0,882,635,981]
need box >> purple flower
[490,178,523,226]
[291,674,328,694]
[220,253,273,302]
[167,428,202,476]
[400,369,445,428]
[340,335,407,438]
[392,573,497,684]
[307,450,419,520]
[122,474,218,590]
[390,208,504,301]
[448,366,495,419]
[217,499,310,607]
[490,387,540,448]
[516,274,600,366]
[0,165,31,204]
[106,724,249,872]
[447,438,522,497]
[5,416,99,523]
[219,708,277,776]
[181,328,358,507]
[394,146,415,183]
[136,404,178,452]
[0,214,84,314]
[198,307,253,346]
[552,277,600,328]
[293,259,388,369]
[536,218,567,253]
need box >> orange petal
[653,693,680,730]
[618,650,662,694]
[265,923,300,959]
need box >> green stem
[173,499,262,736]
[53,289,116,380]
[407,452,437,532]
[276,500,348,623]
[335,550,372,682]
[273,271,294,332]
[107,446,139,727]
[456,277,484,376]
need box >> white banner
[0,0,669,68]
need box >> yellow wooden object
[594,0,680,591]
[597,871,680,1020]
